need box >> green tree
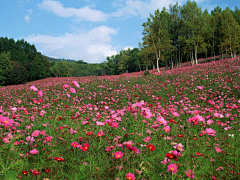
[181,0,204,65]
[0,51,12,85]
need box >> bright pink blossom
[185,169,195,178]
[163,125,171,133]
[114,151,124,159]
[167,163,178,174]
[30,149,39,154]
[125,172,135,180]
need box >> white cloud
[38,0,108,22]
[111,0,213,19]
[123,46,133,50]
[25,26,118,63]
[24,9,33,22]
[24,15,30,22]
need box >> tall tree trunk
[194,45,198,65]
[165,59,168,71]
[156,49,160,73]
[191,51,194,65]
[178,43,181,67]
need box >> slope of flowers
[0,58,239,180]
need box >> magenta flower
[37,90,43,97]
[0,116,15,127]
[72,81,80,88]
[71,142,79,148]
[214,147,222,153]
[167,163,178,174]
[32,130,40,137]
[44,136,52,142]
[69,87,76,93]
[112,122,119,128]
[114,151,124,159]
[3,137,11,144]
[163,125,171,133]
[157,116,168,126]
[206,128,217,136]
[185,169,195,178]
[172,112,180,117]
[125,172,135,180]
[63,84,69,88]
[30,85,38,91]
[97,131,104,137]
[143,136,151,143]
[30,149,39,154]
[197,86,203,90]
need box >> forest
[0,0,240,86]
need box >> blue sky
[0,0,239,63]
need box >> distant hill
[45,56,87,64]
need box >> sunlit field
[0,57,240,180]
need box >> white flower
[228,134,234,138]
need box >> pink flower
[185,169,195,178]
[0,116,15,127]
[30,149,39,154]
[71,142,79,148]
[97,131,104,137]
[37,90,43,97]
[40,130,45,135]
[197,86,203,90]
[187,116,198,125]
[172,112,180,117]
[163,125,171,133]
[32,130,40,137]
[112,122,119,128]
[72,81,80,88]
[214,147,222,153]
[26,136,35,143]
[206,128,216,136]
[114,151,124,159]
[161,157,171,164]
[63,84,69,88]
[69,87,76,93]
[125,172,135,180]
[96,121,105,126]
[167,163,178,174]
[157,116,168,126]
[30,85,38,91]
[143,136,151,143]
[82,121,88,125]
[45,136,52,142]
[143,110,153,119]
[207,120,214,125]
[3,137,11,144]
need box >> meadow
[0,57,239,180]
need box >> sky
[0,0,239,63]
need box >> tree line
[0,37,51,85]
[138,1,240,72]
[1,0,240,86]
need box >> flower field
[0,57,240,180]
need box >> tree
[181,0,204,65]
[141,8,173,72]
[0,51,12,85]
[220,7,240,58]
